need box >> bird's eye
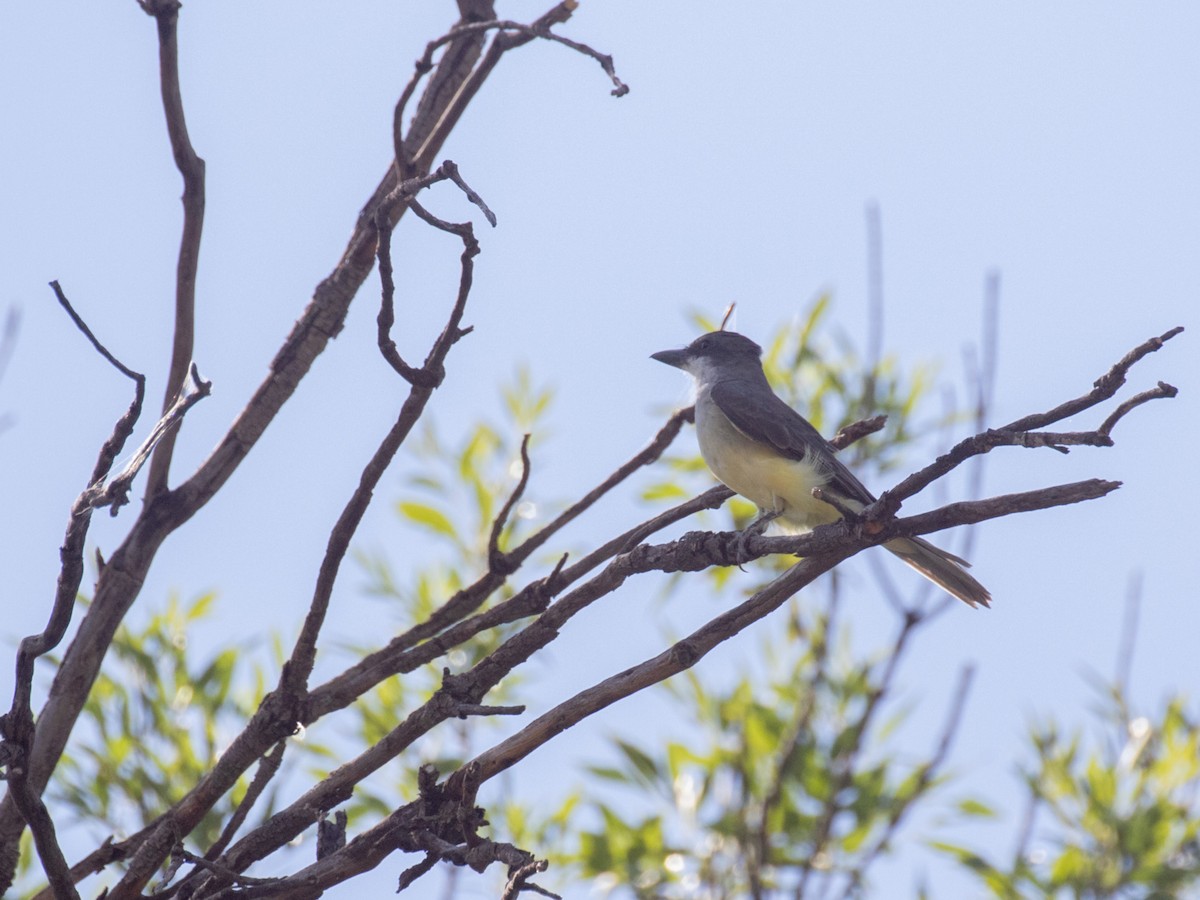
[695,337,711,351]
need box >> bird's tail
[884,537,991,609]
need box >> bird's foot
[735,508,782,566]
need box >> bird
[651,329,990,608]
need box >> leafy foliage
[935,685,1200,898]
[50,594,265,852]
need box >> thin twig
[49,283,142,383]
[85,363,212,514]
[393,9,626,175]
[376,161,489,385]
[0,306,19,386]
[868,327,1181,523]
[1098,381,1178,436]
[830,415,887,451]
[139,0,207,500]
[1115,573,1143,713]
[489,434,533,574]
[203,740,286,862]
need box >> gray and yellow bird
[652,330,990,608]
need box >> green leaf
[395,501,457,538]
[642,482,689,502]
[956,797,998,819]
[615,740,662,786]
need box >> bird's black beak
[651,348,688,369]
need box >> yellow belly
[696,402,844,531]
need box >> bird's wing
[710,379,877,506]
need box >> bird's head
[651,330,763,380]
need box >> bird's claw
[735,508,782,566]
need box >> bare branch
[830,414,888,451]
[1003,325,1183,433]
[85,363,212,515]
[1,777,79,900]
[202,740,286,864]
[1098,381,1178,436]
[0,284,149,900]
[398,7,627,175]
[138,0,207,500]
[376,161,488,386]
[49,282,143,385]
[489,434,533,574]
[869,327,1181,522]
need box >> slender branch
[489,434,533,573]
[85,363,212,514]
[49,282,143,383]
[405,4,620,175]
[1098,381,1177,436]
[1003,326,1183,433]
[139,0,206,500]
[0,284,147,899]
[3,782,79,900]
[831,414,887,451]
[867,327,1181,522]
[376,161,488,386]
[202,740,286,863]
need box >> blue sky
[3,2,1198,896]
